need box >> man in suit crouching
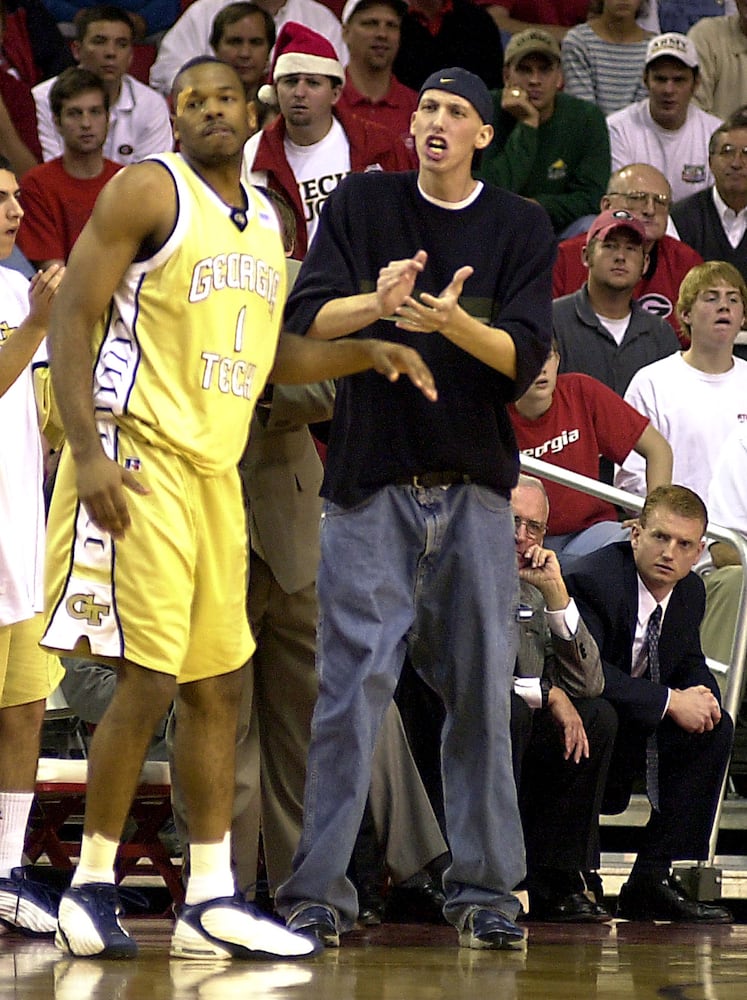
[565,485,734,923]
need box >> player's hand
[666,686,722,734]
[376,250,427,318]
[364,339,437,401]
[394,265,474,335]
[501,86,539,127]
[75,451,150,539]
[27,263,65,329]
[548,687,589,763]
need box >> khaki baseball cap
[504,28,561,67]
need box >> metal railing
[519,454,747,861]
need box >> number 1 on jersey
[234,306,246,353]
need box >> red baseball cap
[586,209,646,246]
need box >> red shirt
[408,0,455,35]
[509,373,648,535]
[337,73,418,166]
[318,0,345,17]
[18,157,121,263]
[0,69,42,160]
[553,234,703,347]
[471,0,587,26]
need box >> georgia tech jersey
[91,152,287,475]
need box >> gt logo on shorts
[66,594,111,626]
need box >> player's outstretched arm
[269,332,437,401]
[48,164,172,536]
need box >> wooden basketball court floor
[4,918,747,1000]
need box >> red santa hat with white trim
[258,21,344,107]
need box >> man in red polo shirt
[336,0,417,160]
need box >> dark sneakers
[0,867,59,936]
[170,895,321,960]
[458,907,525,950]
[56,883,137,958]
[286,904,340,948]
[617,875,733,924]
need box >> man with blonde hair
[616,260,747,499]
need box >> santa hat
[258,22,344,107]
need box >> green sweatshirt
[478,90,610,234]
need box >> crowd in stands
[2,0,747,960]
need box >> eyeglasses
[513,515,546,539]
[607,190,671,209]
[713,144,747,160]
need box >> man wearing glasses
[672,110,747,286]
[510,474,617,923]
[554,163,703,346]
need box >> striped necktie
[645,605,663,811]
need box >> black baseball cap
[418,67,493,126]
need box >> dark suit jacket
[564,541,720,731]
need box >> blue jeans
[275,483,525,931]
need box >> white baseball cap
[645,32,699,70]
[341,0,406,25]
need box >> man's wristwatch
[540,676,553,709]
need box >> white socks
[71,830,236,904]
[185,832,234,905]
[71,832,119,887]
[0,792,33,877]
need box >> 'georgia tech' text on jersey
[91,152,287,475]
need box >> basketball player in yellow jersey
[41,57,436,962]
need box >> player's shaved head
[172,56,244,106]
